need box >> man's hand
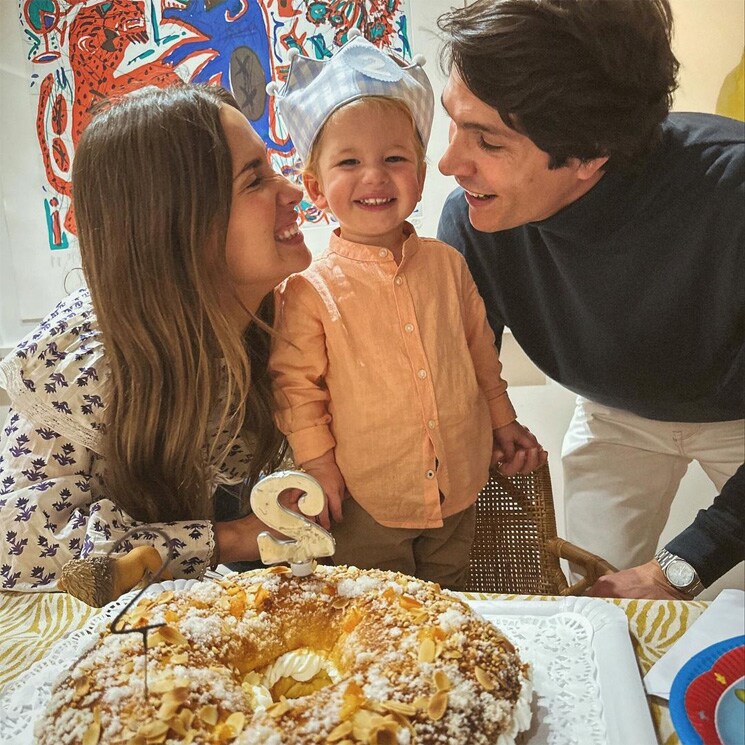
[492,420,547,475]
[586,560,692,600]
[300,450,348,530]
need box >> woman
[0,84,311,590]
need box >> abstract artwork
[19,0,413,251]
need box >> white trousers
[561,396,744,571]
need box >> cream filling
[243,649,342,711]
[496,666,533,745]
[243,648,533,743]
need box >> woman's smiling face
[220,105,311,317]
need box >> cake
[37,565,532,744]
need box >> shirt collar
[326,221,420,261]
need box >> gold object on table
[59,545,170,607]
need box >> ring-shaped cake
[37,565,532,744]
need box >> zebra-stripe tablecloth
[0,590,708,744]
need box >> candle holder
[250,470,336,576]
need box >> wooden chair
[465,462,617,595]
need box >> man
[436,0,744,571]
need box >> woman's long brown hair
[72,84,286,523]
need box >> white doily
[487,610,607,744]
[1,591,625,744]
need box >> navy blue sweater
[666,463,744,587]
[438,113,745,422]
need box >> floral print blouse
[0,289,252,591]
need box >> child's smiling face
[303,100,426,254]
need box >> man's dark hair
[438,0,680,171]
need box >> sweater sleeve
[0,408,215,591]
[458,254,516,429]
[666,463,745,587]
[269,278,336,463]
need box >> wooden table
[0,589,708,744]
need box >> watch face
[667,560,696,587]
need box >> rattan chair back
[465,462,615,595]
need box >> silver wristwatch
[654,548,703,596]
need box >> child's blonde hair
[303,96,426,180]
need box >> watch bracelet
[654,548,704,596]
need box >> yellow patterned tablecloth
[0,590,708,744]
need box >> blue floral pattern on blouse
[0,289,252,591]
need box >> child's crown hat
[266,28,435,163]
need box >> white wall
[673,0,745,114]
[0,0,75,352]
[1,0,743,595]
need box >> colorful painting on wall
[19,0,413,251]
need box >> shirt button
[417,369,427,379]
[428,419,436,429]
[404,323,414,333]
[394,276,403,285]
[378,249,388,257]
[426,470,435,479]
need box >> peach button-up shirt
[270,226,516,529]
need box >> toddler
[267,32,544,588]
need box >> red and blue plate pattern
[670,635,745,745]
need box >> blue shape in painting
[163,0,289,152]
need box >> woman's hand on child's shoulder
[300,450,349,530]
[492,421,547,476]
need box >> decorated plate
[670,635,745,745]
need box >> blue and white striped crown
[266,29,434,163]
